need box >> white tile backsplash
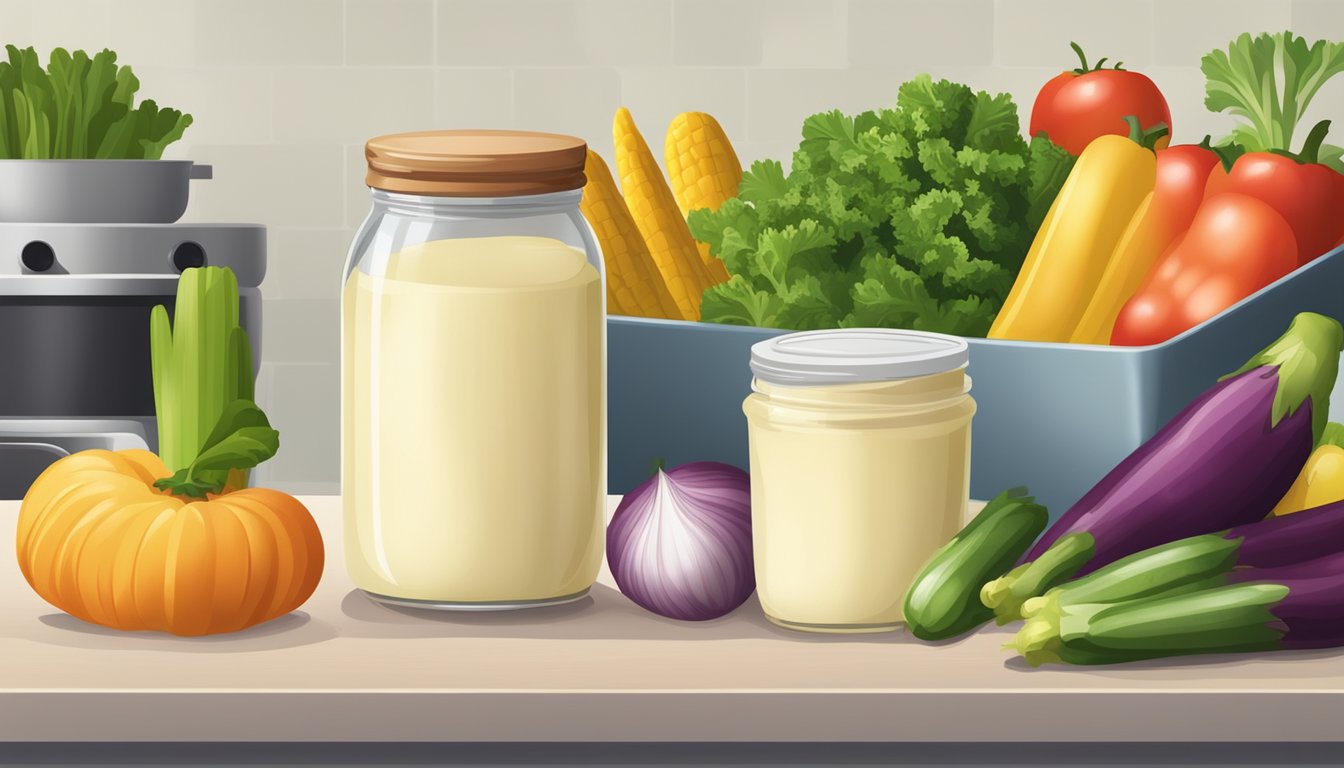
[994,0,1155,67]
[271,66,437,144]
[194,0,343,67]
[673,0,762,66]
[850,0,994,68]
[436,0,584,65]
[435,67,515,127]
[1154,0,1293,67]
[25,0,110,55]
[9,0,1342,490]
[512,66,621,153]
[760,0,848,68]
[346,0,435,66]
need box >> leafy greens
[0,45,192,159]
[688,75,1074,336]
[1203,32,1344,171]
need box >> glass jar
[342,130,605,610]
[742,329,975,633]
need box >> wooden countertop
[3,496,1343,743]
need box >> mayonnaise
[743,330,975,632]
[342,235,604,607]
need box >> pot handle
[189,163,214,180]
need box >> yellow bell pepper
[1273,442,1344,516]
[988,122,1163,343]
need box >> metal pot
[0,159,212,224]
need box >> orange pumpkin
[15,449,324,637]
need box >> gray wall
[5,0,1342,491]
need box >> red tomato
[1030,43,1171,156]
[1206,152,1343,266]
[1111,194,1299,346]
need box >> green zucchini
[903,488,1049,641]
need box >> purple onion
[606,461,753,621]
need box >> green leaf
[1026,134,1076,230]
[1204,31,1344,153]
[683,73,1059,336]
[754,221,835,295]
[737,159,789,204]
[187,400,279,476]
[1319,143,1344,174]
[965,89,1025,153]
[0,45,189,159]
[699,275,783,328]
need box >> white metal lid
[750,329,969,386]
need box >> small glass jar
[743,329,975,633]
[342,130,605,610]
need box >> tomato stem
[1123,116,1170,150]
[1070,42,1127,74]
[1300,119,1331,165]
[1070,41,1090,73]
[1268,120,1332,165]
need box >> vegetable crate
[608,245,1344,520]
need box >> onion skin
[606,462,753,621]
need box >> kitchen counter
[3,496,1344,750]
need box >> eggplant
[1011,552,1344,666]
[982,312,1344,623]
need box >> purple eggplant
[982,312,1344,622]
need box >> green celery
[150,267,255,490]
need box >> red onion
[606,461,753,621]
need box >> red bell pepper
[1111,194,1299,346]
[1205,120,1344,265]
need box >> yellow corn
[580,150,684,320]
[665,112,738,284]
[613,107,716,321]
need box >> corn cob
[580,150,684,320]
[665,112,738,284]
[613,107,716,321]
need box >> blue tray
[607,245,1344,519]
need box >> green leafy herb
[154,401,279,499]
[688,75,1075,335]
[1202,32,1344,171]
[0,45,191,159]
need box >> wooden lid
[365,130,588,196]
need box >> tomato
[1111,194,1299,346]
[1030,43,1172,156]
[1204,121,1344,265]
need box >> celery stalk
[149,267,254,489]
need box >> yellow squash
[580,150,684,319]
[665,111,738,284]
[988,133,1156,343]
[614,107,716,321]
[1272,444,1344,516]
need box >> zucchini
[903,488,1048,641]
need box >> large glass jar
[743,329,975,633]
[342,130,605,610]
